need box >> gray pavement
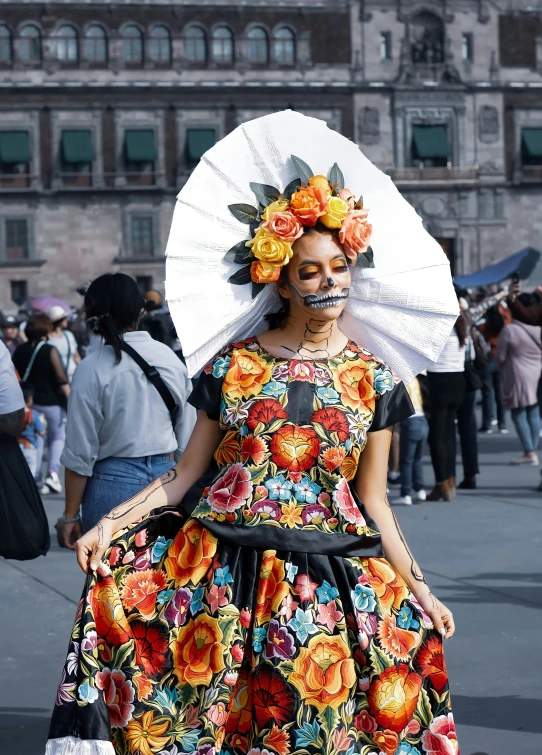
[1,429,542,755]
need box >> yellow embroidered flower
[321,196,350,229]
[280,501,303,528]
[125,711,170,755]
[246,228,293,267]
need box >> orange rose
[338,209,373,262]
[261,211,303,242]
[90,577,132,646]
[251,260,281,284]
[332,360,375,413]
[309,175,332,193]
[164,519,217,586]
[120,569,167,619]
[289,185,328,227]
[254,552,290,624]
[270,424,320,473]
[290,633,356,711]
[223,348,273,401]
[364,557,409,613]
[171,613,226,687]
[373,729,399,755]
[368,663,422,733]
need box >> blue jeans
[34,404,65,482]
[81,454,175,533]
[399,415,429,497]
[511,405,541,455]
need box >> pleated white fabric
[165,110,458,382]
[45,737,115,755]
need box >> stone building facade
[0,0,541,308]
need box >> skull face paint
[288,283,350,309]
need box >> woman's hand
[55,519,82,550]
[416,590,455,640]
[75,519,114,574]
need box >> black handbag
[464,360,482,392]
[0,435,50,560]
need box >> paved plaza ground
[1,430,541,755]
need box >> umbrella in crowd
[454,247,541,288]
[28,296,72,316]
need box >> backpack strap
[22,340,46,382]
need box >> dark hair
[485,304,505,335]
[454,313,467,347]
[25,314,52,342]
[517,292,538,308]
[84,273,144,364]
[20,381,34,401]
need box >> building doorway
[435,237,455,275]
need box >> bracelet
[59,513,81,523]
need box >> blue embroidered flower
[397,606,420,631]
[265,474,293,501]
[212,356,231,378]
[373,366,394,394]
[345,438,353,453]
[252,627,267,653]
[190,584,205,614]
[239,424,249,437]
[316,385,340,404]
[156,589,174,606]
[287,607,318,643]
[315,580,339,604]
[295,720,321,749]
[395,743,421,755]
[351,583,376,612]
[214,565,233,587]
[78,680,98,704]
[262,381,287,398]
[151,536,173,564]
[293,478,321,504]
[181,729,202,752]
[286,562,298,582]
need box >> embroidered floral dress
[47,337,460,755]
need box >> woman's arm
[494,326,509,367]
[49,346,70,400]
[355,427,455,639]
[76,410,224,573]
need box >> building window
[60,130,95,186]
[185,26,206,63]
[273,27,295,66]
[84,25,107,64]
[0,131,32,188]
[521,128,542,166]
[248,27,268,64]
[131,216,154,257]
[10,280,28,304]
[19,24,41,63]
[410,11,444,64]
[0,25,12,64]
[55,25,78,63]
[411,124,451,168]
[124,129,157,184]
[122,25,143,65]
[186,128,216,170]
[149,25,171,64]
[136,275,153,294]
[212,26,233,65]
[461,33,473,62]
[5,218,29,259]
[380,31,392,60]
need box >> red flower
[332,478,365,527]
[312,407,350,442]
[231,643,244,663]
[416,635,449,692]
[131,620,169,679]
[252,664,297,730]
[246,399,288,431]
[421,713,459,755]
[240,435,268,465]
[208,463,252,514]
[270,425,320,473]
[354,710,378,733]
[95,668,135,728]
[240,608,252,628]
[289,361,315,381]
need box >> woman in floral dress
[47,168,459,755]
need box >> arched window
[410,11,445,64]
[122,25,143,65]
[55,25,78,62]
[19,25,41,63]
[247,26,268,64]
[149,25,171,64]
[84,25,107,64]
[0,25,12,64]
[211,26,233,64]
[273,27,295,66]
[185,26,206,63]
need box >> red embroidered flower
[246,399,288,431]
[332,478,365,527]
[240,435,268,465]
[208,463,253,514]
[270,425,320,473]
[416,635,449,692]
[289,361,315,381]
[312,407,350,442]
[131,620,169,679]
[252,664,297,730]
[95,668,135,728]
[420,713,459,755]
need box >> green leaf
[249,219,260,236]
[111,640,134,671]
[328,162,345,191]
[356,248,375,269]
[319,468,341,492]
[224,240,252,264]
[291,155,313,185]
[369,641,392,675]
[416,686,433,729]
[178,683,197,706]
[317,705,339,737]
[229,203,259,224]
[250,461,269,485]
[191,499,212,518]
[228,263,252,285]
[250,182,280,207]
[252,281,266,299]
[283,177,301,200]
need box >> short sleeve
[187,351,230,422]
[0,341,24,414]
[369,364,414,432]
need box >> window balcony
[389,165,479,185]
[0,172,39,190]
[514,164,542,184]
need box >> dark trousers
[427,371,466,484]
[481,360,506,429]
[399,415,429,497]
[455,389,480,480]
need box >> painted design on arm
[103,468,178,523]
[384,493,427,586]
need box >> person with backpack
[47,305,81,381]
[54,273,196,550]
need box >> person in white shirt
[55,273,196,548]
[47,305,81,381]
[0,339,25,436]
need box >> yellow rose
[262,199,290,221]
[320,196,350,229]
[246,228,293,267]
[309,175,332,193]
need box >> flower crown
[227,155,374,299]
